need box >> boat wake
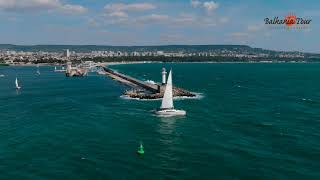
[120,95,160,101]
[174,92,204,100]
[301,98,316,104]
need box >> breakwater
[102,66,195,99]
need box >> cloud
[203,1,219,12]
[190,1,219,13]
[103,2,157,24]
[109,11,128,18]
[0,0,87,14]
[59,4,87,14]
[191,0,201,8]
[136,14,169,24]
[104,3,156,12]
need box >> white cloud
[203,1,219,12]
[109,11,128,18]
[136,14,169,23]
[190,1,219,13]
[191,0,201,8]
[59,4,87,14]
[0,0,87,14]
[103,2,156,24]
[104,3,156,12]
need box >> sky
[0,0,319,53]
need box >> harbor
[61,61,196,99]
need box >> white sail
[160,70,174,109]
[15,77,20,89]
[36,64,40,74]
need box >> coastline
[5,60,320,67]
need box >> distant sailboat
[155,70,186,116]
[36,64,40,75]
[15,77,21,90]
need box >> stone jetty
[102,66,196,99]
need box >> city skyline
[0,0,319,53]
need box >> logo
[284,14,296,26]
[264,13,311,30]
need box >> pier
[102,67,159,93]
[101,66,195,99]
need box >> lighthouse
[162,68,167,85]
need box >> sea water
[0,63,319,179]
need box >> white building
[64,49,70,58]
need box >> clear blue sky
[0,0,319,52]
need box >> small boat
[15,77,21,90]
[54,66,66,72]
[155,69,186,116]
[137,144,144,155]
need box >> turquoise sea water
[0,63,319,179]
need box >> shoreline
[5,60,320,67]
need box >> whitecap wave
[145,80,156,85]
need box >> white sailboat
[36,64,40,75]
[15,77,21,90]
[155,70,186,116]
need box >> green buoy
[137,144,144,155]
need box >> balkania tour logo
[264,14,311,30]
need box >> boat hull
[155,109,186,116]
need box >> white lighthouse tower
[162,68,167,85]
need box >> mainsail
[15,77,20,89]
[160,70,174,109]
[37,64,40,74]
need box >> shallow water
[0,63,319,179]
